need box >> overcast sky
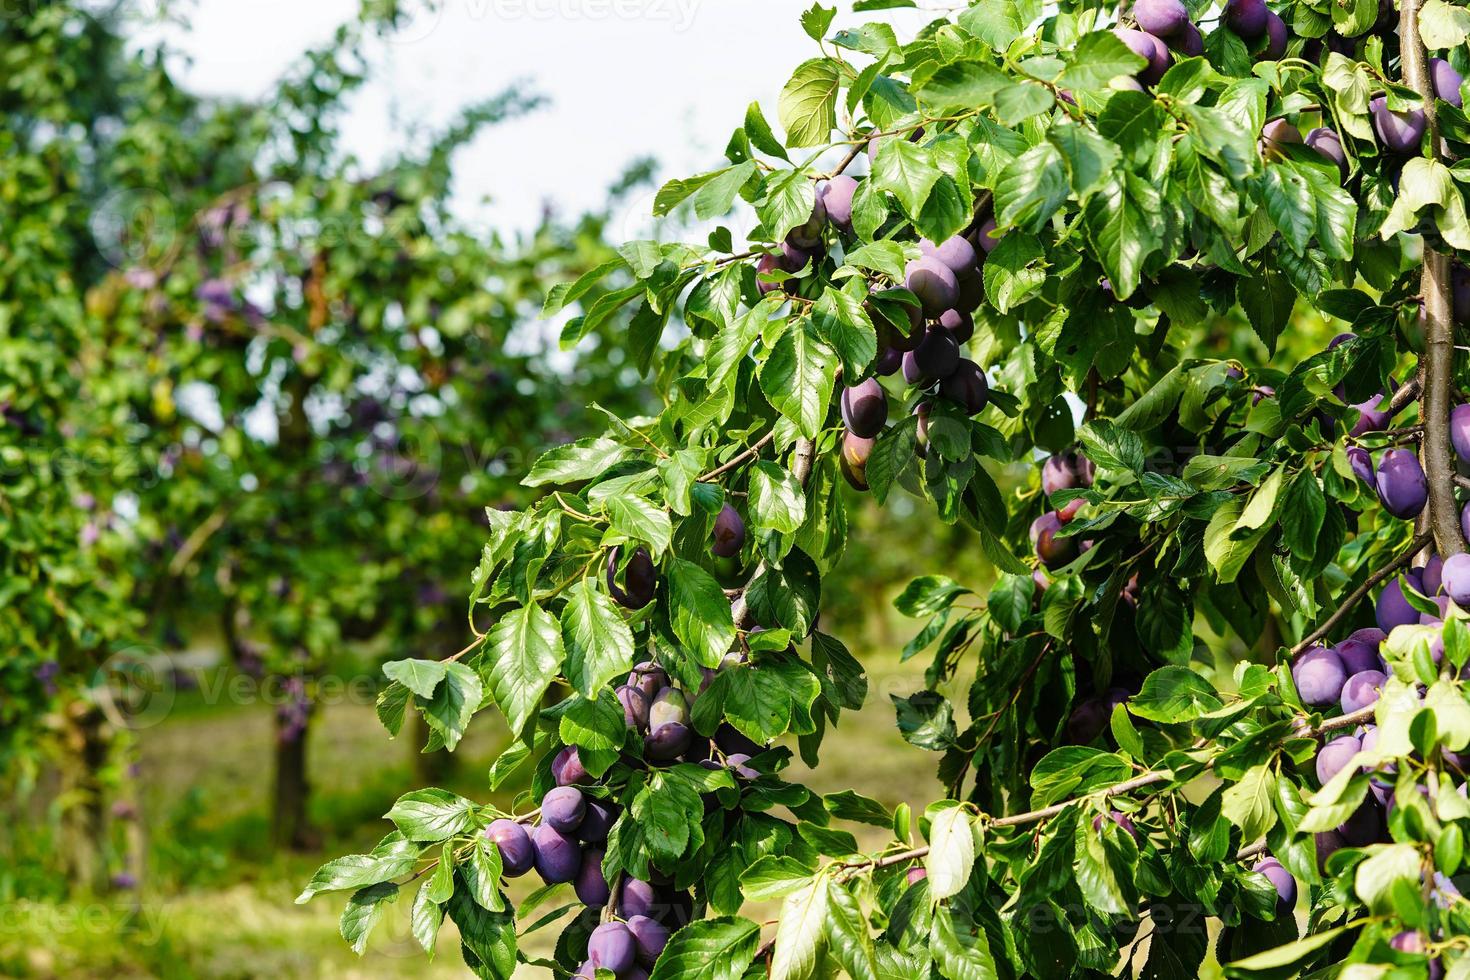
[154,0,940,237]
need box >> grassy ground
[0,645,939,978]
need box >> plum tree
[298,3,1470,977]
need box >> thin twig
[1289,532,1431,656]
[697,430,777,483]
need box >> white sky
[153,0,941,236]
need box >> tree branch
[1385,378,1421,418]
[1402,0,1463,557]
[697,430,776,483]
[1289,532,1431,656]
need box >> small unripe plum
[712,503,745,558]
[974,217,1003,254]
[618,878,658,919]
[645,721,692,761]
[617,684,650,732]
[840,431,875,491]
[1056,497,1085,523]
[607,547,656,609]
[1260,10,1288,59]
[1340,669,1387,713]
[715,723,762,757]
[485,819,534,877]
[822,175,858,232]
[578,800,617,844]
[1168,22,1204,56]
[627,915,670,967]
[553,746,591,787]
[1431,57,1464,108]
[1347,446,1375,487]
[588,921,637,974]
[1451,404,1470,462]
[1315,733,1361,785]
[542,786,586,834]
[575,848,611,906]
[1293,647,1347,708]
[940,359,989,415]
[906,866,928,886]
[1133,0,1188,37]
[841,377,889,438]
[725,752,760,780]
[1259,119,1302,160]
[912,328,961,381]
[780,240,814,274]
[1374,449,1427,519]
[1030,511,1078,569]
[1443,552,1470,606]
[936,307,974,344]
[532,823,583,884]
[1333,635,1382,675]
[1370,96,1427,154]
[905,257,959,317]
[629,661,668,701]
[649,687,690,731]
[1224,0,1268,38]
[920,235,980,282]
[1113,28,1170,84]
[786,187,827,249]
[1305,127,1347,177]
[1253,857,1297,914]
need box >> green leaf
[872,139,942,220]
[1077,420,1145,473]
[386,788,479,842]
[340,882,398,956]
[419,662,485,753]
[1203,497,1270,584]
[994,142,1068,233]
[447,886,517,979]
[749,460,808,535]
[771,881,829,980]
[666,559,738,669]
[1127,666,1223,723]
[1221,764,1277,842]
[411,880,445,955]
[485,603,564,738]
[800,3,836,41]
[1223,925,1354,976]
[925,805,976,899]
[811,286,877,378]
[1057,30,1147,91]
[759,319,838,439]
[1421,0,1470,47]
[981,233,1046,313]
[1084,174,1161,300]
[383,659,448,700]
[1048,123,1122,198]
[744,102,791,160]
[1354,843,1424,914]
[561,579,635,700]
[779,59,841,148]
[525,438,633,487]
[605,493,673,555]
[650,916,762,980]
[824,881,878,980]
[930,906,1000,980]
[297,847,419,903]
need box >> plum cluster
[756,181,997,493]
[1112,0,1286,94]
[490,659,764,977]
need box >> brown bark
[58,701,111,892]
[1402,0,1464,556]
[272,709,317,851]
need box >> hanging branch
[1289,531,1431,655]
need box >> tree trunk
[58,700,110,892]
[272,704,318,851]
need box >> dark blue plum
[484,819,534,877]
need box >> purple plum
[588,922,637,974]
[617,685,650,733]
[1252,857,1297,913]
[1316,734,1361,785]
[904,256,959,317]
[841,378,889,438]
[627,915,670,967]
[1133,0,1188,37]
[1443,552,1470,606]
[1306,127,1347,178]
[1260,10,1288,59]
[1370,96,1427,154]
[1341,670,1387,713]
[532,823,582,884]
[920,235,980,282]
[1451,404,1470,463]
[578,800,617,844]
[1432,57,1464,108]
[1375,448,1427,519]
[940,359,989,415]
[1293,647,1348,708]
[712,504,746,558]
[1225,0,1268,37]
[542,786,586,834]
[575,848,611,907]
[553,746,591,787]
[1377,577,1421,632]
[1031,511,1078,569]
[1334,635,1382,675]
[485,819,534,877]
[821,175,858,232]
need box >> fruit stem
[1401,0,1463,556]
